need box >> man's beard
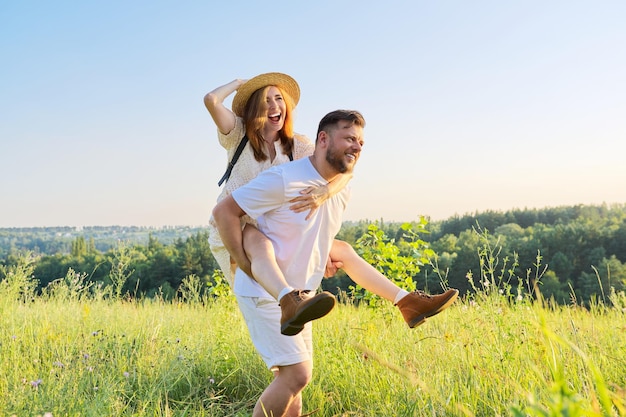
[325,143,354,174]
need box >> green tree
[537,270,570,305]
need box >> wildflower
[44,413,53,417]
[209,377,215,384]
[31,379,43,388]
[123,371,130,378]
[82,353,90,360]
[92,331,99,336]
[87,366,93,372]
[11,335,17,340]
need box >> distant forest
[1,203,625,305]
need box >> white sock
[393,289,410,305]
[278,287,295,302]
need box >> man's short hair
[317,110,366,136]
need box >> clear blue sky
[1,1,625,228]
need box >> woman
[205,72,458,329]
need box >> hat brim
[232,72,300,117]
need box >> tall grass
[1,294,258,416]
[2,277,625,415]
[2,229,626,416]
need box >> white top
[231,157,350,297]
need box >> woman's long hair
[242,85,295,162]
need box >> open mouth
[268,112,281,122]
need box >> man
[213,109,367,417]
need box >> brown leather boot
[280,290,336,336]
[396,289,459,328]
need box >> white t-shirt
[231,157,350,297]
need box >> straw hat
[232,72,300,116]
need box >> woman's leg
[242,224,337,335]
[329,239,404,303]
[243,224,290,300]
[330,239,459,327]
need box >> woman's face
[263,86,287,131]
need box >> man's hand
[235,256,253,278]
[324,255,343,278]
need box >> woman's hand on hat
[234,78,247,90]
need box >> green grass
[1,289,625,417]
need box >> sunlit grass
[1,288,625,416]
[1,296,258,416]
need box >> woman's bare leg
[242,225,337,335]
[329,239,402,303]
[243,224,290,300]
[329,239,459,327]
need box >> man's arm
[212,195,253,277]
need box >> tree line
[424,203,626,304]
[1,203,625,305]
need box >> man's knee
[290,367,312,391]
[278,363,312,391]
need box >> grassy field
[2,280,626,417]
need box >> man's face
[324,121,364,173]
